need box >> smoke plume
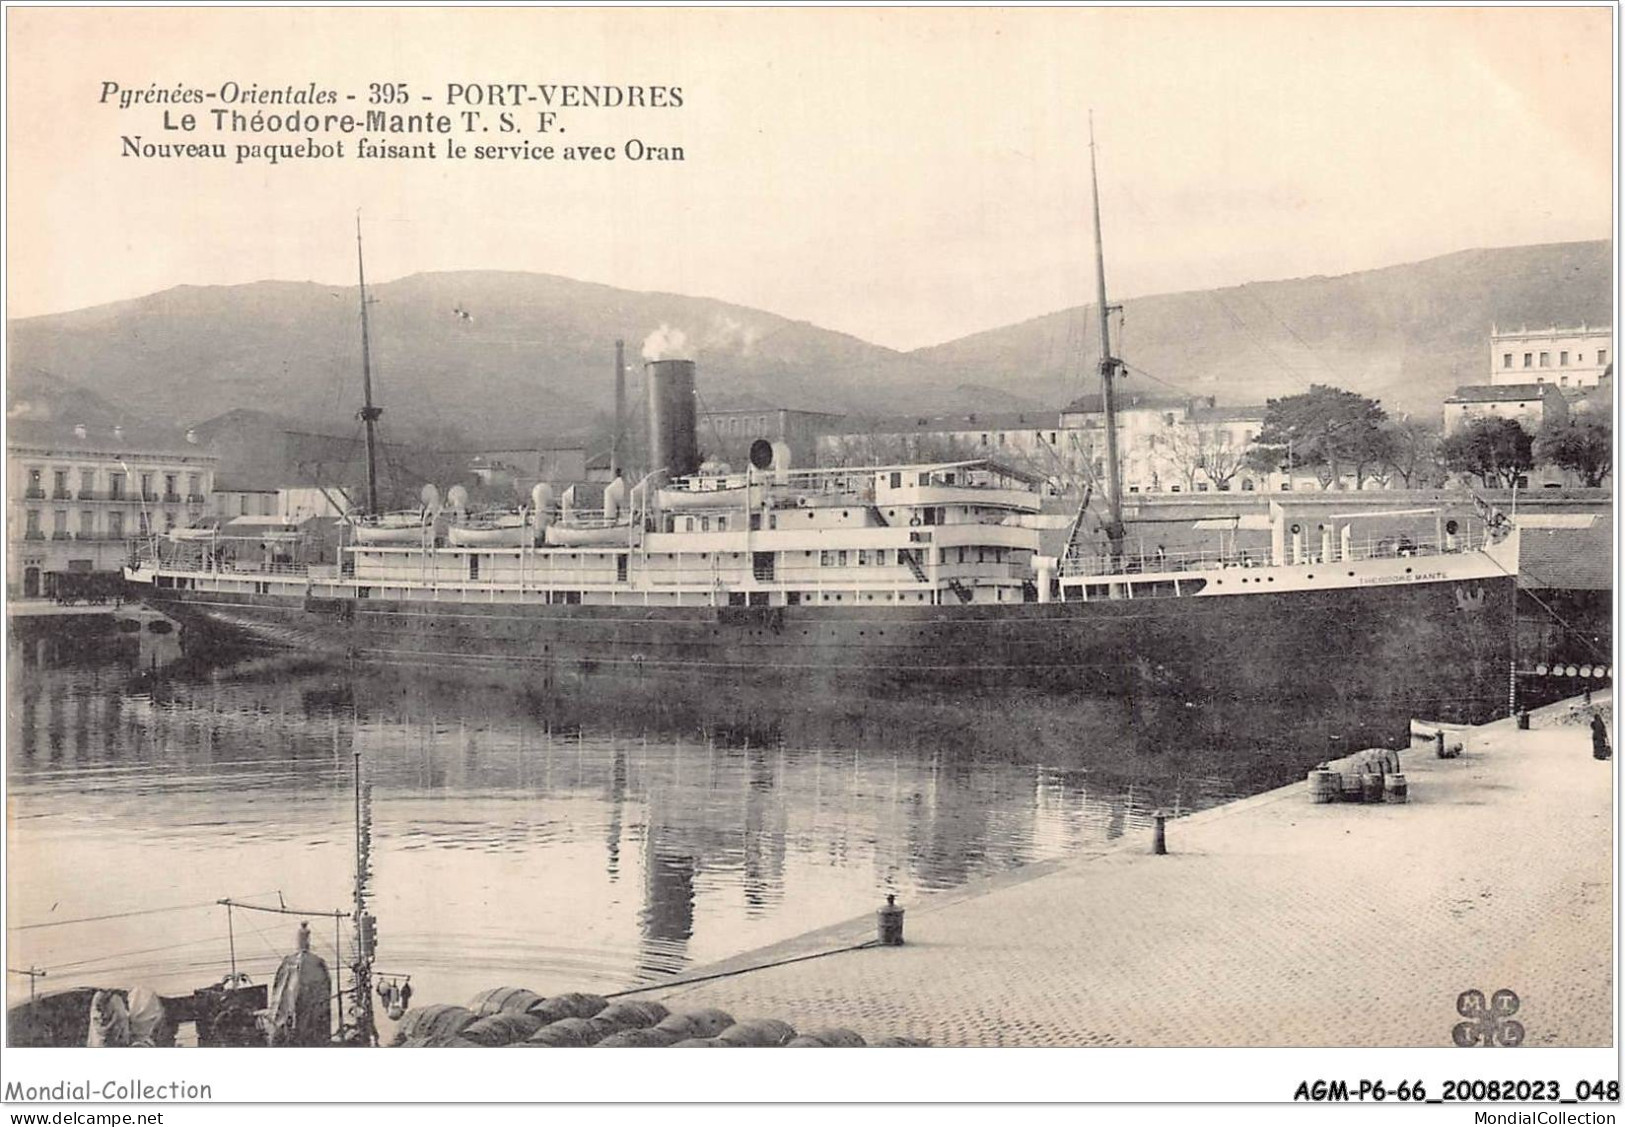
[641,324,689,362]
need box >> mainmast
[1089,114,1126,564]
[356,214,383,516]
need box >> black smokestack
[646,359,699,478]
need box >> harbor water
[7,618,1371,1016]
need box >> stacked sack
[391,986,927,1047]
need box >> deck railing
[1060,531,1483,578]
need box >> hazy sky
[5,7,1615,350]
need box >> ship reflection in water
[8,620,1353,1014]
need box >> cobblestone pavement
[647,694,1614,1047]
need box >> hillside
[6,241,1612,440]
[908,241,1614,415]
[5,273,919,442]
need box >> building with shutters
[7,420,216,598]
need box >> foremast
[1088,114,1126,565]
[356,213,383,517]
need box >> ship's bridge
[869,459,1045,514]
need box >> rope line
[11,891,283,932]
[606,940,878,998]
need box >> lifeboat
[352,512,431,545]
[656,483,758,511]
[448,512,531,548]
[543,521,633,547]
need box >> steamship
[124,158,1522,726]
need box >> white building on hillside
[1490,324,1611,391]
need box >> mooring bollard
[877,894,904,946]
[1152,810,1168,855]
[1517,706,1530,730]
[1435,730,1447,758]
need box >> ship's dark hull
[144,575,1516,726]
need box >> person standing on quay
[1591,713,1611,761]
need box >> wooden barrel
[1340,773,1364,803]
[1361,773,1385,803]
[1384,773,1408,803]
[1307,769,1340,803]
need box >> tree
[1162,423,1206,491]
[1381,417,1447,489]
[1349,425,1396,490]
[1165,421,1247,490]
[1248,385,1389,488]
[1535,416,1612,487]
[1197,436,1248,490]
[1439,417,1534,489]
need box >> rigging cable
[11,891,285,931]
